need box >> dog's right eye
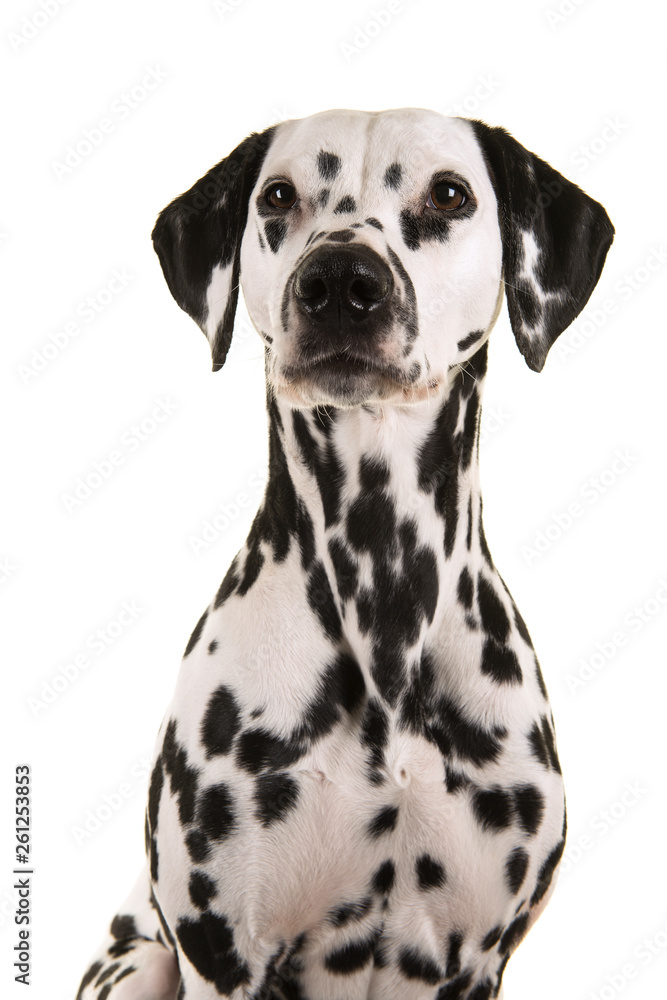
[265,182,298,209]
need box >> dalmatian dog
[77,109,613,1000]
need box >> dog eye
[426,182,467,211]
[265,182,297,209]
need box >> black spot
[514,784,545,835]
[359,454,391,491]
[77,961,103,1000]
[208,639,218,654]
[236,727,301,774]
[317,150,341,180]
[384,162,403,189]
[291,411,344,528]
[113,967,136,986]
[329,897,372,926]
[466,494,473,550]
[184,608,208,657]
[541,715,561,772]
[428,695,506,767]
[457,329,485,352]
[436,971,473,999]
[326,229,356,242]
[400,194,476,251]
[499,912,530,954]
[445,766,469,793]
[317,188,330,208]
[457,567,474,610]
[415,854,446,890]
[147,759,163,881]
[528,720,549,769]
[368,804,399,838]
[214,558,239,608]
[198,783,236,840]
[468,981,493,1000]
[189,870,217,910]
[334,195,357,214]
[361,698,388,780]
[472,787,514,832]
[108,938,137,959]
[176,912,250,994]
[366,216,384,230]
[254,772,300,826]
[265,219,288,254]
[200,685,241,758]
[459,391,479,471]
[328,537,358,600]
[481,925,502,951]
[534,657,548,698]
[371,859,395,895]
[477,575,510,643]
[186,829,210,863]
[445,931,463,978]
[324,934,377,974]
[398,947,442,984]
[162,719,199,826]
[505,847,530,894]
[95,962,121,986]
[481,637,523,684]
[530,837,565,906]
[98,986,113,1000]
[307,561,342,641]
[110,913,138,940]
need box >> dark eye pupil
[430,183,465,210]
[267,183,296,207]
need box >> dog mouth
[276,353,439,406]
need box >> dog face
[239,110,504,407]
[152,109,614,406]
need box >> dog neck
[228,344,492,705]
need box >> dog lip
[281,352,414,384]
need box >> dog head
[152,109,614,407]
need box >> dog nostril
[297,276,328,303]
[349,276,387,305]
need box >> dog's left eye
[426,182,467,211]
[265,182,298,209]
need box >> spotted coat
[77,108,613,1000]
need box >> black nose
[294,245,393,324]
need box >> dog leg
[76,866,179,999]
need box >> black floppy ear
[152,126,276,371]
[470,120,614,372]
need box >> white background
[1,1,665,998]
